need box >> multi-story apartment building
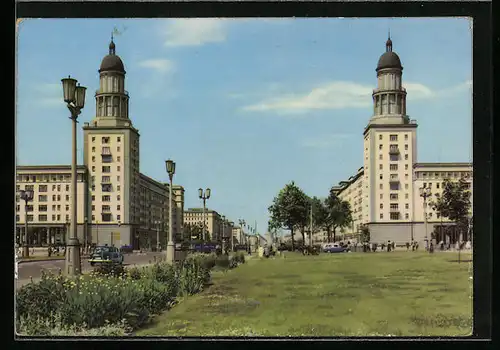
[15,38,184,249]
[183,208,223,241]
[335,36,473,245]
[15,166,89,246]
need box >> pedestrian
[387,240,391,252]
[392,242,396,251]
[406,242,410,251]
[415,242,419,251]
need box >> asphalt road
[16,252,164,288]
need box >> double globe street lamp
[198,188,211,243]
[419,186,432,252]
[165,159,176,263]
[19,189,34,258]
[61,75,87,275]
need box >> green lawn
[137,251,473,337]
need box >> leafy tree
[360,225,370,243]
[309,196,326,245]
[268,181,309,251]
[184,222,208,241]
[322,188,353,242]
[430,178,472,261]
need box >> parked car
[89,245,124,266]
[323,243,349,253]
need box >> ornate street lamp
[198,187,211,244]
[18,189,34,258]
[61,75,87,275]
[166,159,176,263]
[419,186,432,252]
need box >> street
[16,252,164,289]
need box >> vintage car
[323,243,349,253]
[89,245,124,266]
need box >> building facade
[15,166,89,246]
[335,37,473,245]
[15,39,184,250]
[183,208,224,241]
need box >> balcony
[389,207,400,213]
[389,146,400,155]
[101,177,111,184]
[101,147,112,156]
[389,175,400,183]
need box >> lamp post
[166,159,176,263]
[84,216,88,254]
[221,215,226,253]
[198,187,211,244]
[19,189,34,258]
[155,220,161,252]
[96,220,99,246]
[238,219,245,252]
[62,75,86,276]
[419,186,432,252]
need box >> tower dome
[376,36,402,71]
[99,38,125,73]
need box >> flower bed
[16,252,246,336]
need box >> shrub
[228,256,238,269]
[17,314,129,336]
[16,271,67,321]
[232,251,246,264]
[93,263,126,278]
[215,255,230,269]
[176,259,209,296]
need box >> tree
[268,181,309,251]
[360,224,370,243]
[430,178,472,262]
[309,196,326,244]
[322,188,353,242]
[184,221,208,241]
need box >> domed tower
[362,35,418,242]
[370,35,409,123]
[94,37,130,125]
[82,36,141,250]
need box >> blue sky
[16,18,472,236]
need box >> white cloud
[29,83,65,108]
[240,80,471,115]
[161,19,226,47]
[138,59,175,74]
[301,133,354,149]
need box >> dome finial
[109,32,116,55]
[386,31,393,52]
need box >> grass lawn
[137,251,473,337]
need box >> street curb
[18,258,65,264]
[17,256,92,264]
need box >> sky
[16,17,472,236]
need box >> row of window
[379,134,409,142]
[91,165,120,173]
[16,214,69,222]
[378,164,409,171]
[92,146,121,153]
[378,212,440,220]
[92,204,121,211]
[90,195,120,202]
[91,155,121,163]
[417,172,470,179]
[91,136,121,143]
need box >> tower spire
[109,33,116,55]
[386,30,393,52]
